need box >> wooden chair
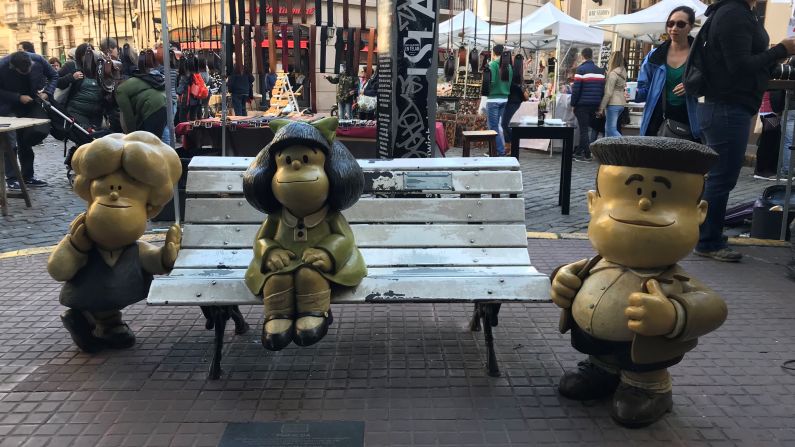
[0,136,32,216]
[461,130,498,157]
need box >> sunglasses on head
[666,20,689,29]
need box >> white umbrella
[437,9,497,47]
[492,3,605,49]
[593,0,709,43]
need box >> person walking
[115,50,168,137]
[502,54,528,150]
[0,51,58,189]
[571,48,605,162]
[324,65,358,120]
[695,0,795,261]
[227,64,255,117]
[485,45,513,157]
[598,52,627,137]
[635,7,700,141]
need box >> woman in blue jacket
[635,6,700,141]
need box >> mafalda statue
[48,131,182,353]
[243,117,366,351]
[550,137,728,428]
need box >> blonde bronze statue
[243,117,366,351]
[48,132,182,353]
[550,137,728,428]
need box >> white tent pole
[160,0,180,225]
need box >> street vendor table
[0,117,49,216]
[509,119,575,215]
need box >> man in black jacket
[0,51,58,189]
[571,48,605,161]
[695,0,795,262]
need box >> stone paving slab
[0,138,776,253]
[0,239,793,446]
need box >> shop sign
[587,8,612,24]
[376,0,439,158]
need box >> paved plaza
[1,137,794,446]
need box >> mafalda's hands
[625,279,676,337]
[302,248,332,273]
[68,213,93,252]
[161,224,182,270]
[550,258,588,309]
[265,248,296,272]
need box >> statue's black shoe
[293,311,333,347]
[558,360,620,401]
[95,324,136,350]
[611,382,673,428]
[261,316,294,351]
[61,309,104,353]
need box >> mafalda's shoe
[558,359,620,401]
[91,310,136,349]
[294,289,332,347]
[61,309,104,353]
[262,288,295,351]
[610,382,673,428]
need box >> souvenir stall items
[243,117,367,351]
[47,132,183,353]
[549,137,728,428]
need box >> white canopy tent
[593,0,709,43]
[492,3,605,49]
[438,9,496,48]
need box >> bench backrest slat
[188,156,520,171]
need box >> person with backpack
[56,44,106,130]
[636,7,700,142]
[689,0,795,262]
[115,49,168,137]
[176,57,206,122]
[571,48,606,162]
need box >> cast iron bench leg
[470,303,502,377]
[199,305,250,380]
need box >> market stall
[592,0,708,43]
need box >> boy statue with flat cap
[550,137,728,428]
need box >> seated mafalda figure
[243,117,366,351]
[48,131,182,353]
[550,137,728,428]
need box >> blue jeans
[697,102,754,252]
[605,105,624,137]
[338,101,352,120]
[782,110,794,175]
[486,101,507,156]
[232,94,249,116]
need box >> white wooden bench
[147,156,550,379]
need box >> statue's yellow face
[588,165,708,268]
[272,145,329,217]
[85,171,150,250]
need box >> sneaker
[573,155,592,163]
[693,247,743,262]
[753,174,777,181]
[583,155,594,162]
[6,180,20,190]
[23,178,48,187]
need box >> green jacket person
[243,117,366,351]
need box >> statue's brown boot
[61,309,104,353]
[294,289,332,347]
[558,359,620,401]
[91,310,136,349]
[611,383,673,428]
[262,286,295,351]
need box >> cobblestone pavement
[0,239,793,446]
[0,138,774,253]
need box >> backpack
[189,72,209,99]
[683,13,714,97]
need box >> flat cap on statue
[591,137,718,175]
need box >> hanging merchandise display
[294,25,302,74]
[309,25,318,110]
[225,23,234,74]
[346,28,355,77]
[315,0,321,26]
[301,0,307,23]
[353,28,362,77]
[366,28,375,76]
[334,28,344,74]
[281,24,289,70]
[273,0,280,23]
[268,22,277,73]
[320,26,328,73]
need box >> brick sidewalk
[0,239,793,446]
[0,138,775,253]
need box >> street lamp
[37,21,46,55]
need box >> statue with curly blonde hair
[48,131,183,353]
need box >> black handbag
[657,95,693,140]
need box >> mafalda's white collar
[282,206,329,228]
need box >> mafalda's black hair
[243,119,365,213]
[591,136,718,175]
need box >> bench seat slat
[185,197,526,224]
[173,247,532,269]
[165,266,542,278]
[147,271,551,306]
[187,170,523,195]
[188,156,519,172]
[181,224,530,249]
